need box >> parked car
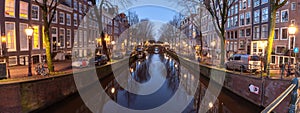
[112,52,124,59]
[225,54,261,72]
[90,54,108,65]
[72,58,89,68]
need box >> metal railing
[261,77,299,113]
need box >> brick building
[0,0,93,66]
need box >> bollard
[289,78,298,113]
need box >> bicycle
[35,59,49,76]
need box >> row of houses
[181,0,299,67]
[0,0,128,66]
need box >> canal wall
[168,52,292,113]
[0,57,135,113]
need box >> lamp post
[25,26,34,76]
[1,33,6,57]
[288,24,297,76]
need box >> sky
[117,0,185,40]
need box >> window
[254,0,260,7]
[246,12,251,25]
[262,7,268,22]
[234,42,238,51]
[261,25,268,39]
[248,0,251,7]
[59,12,65,24]
[79,3,82,13]
[240,13,245,26]
[281,28,288,40]
[74,30,78,47]
[5,22,16,51]
[291,2,296,10]
[274,28,279,39]
[262,0,268,4]
[276,46,285,54]
[66,29,71,48]
[246,28,251,36]
[59,29,65,48]
[243,0,247,9]
[66,14,71,26]
[32,25,40,49]
[235,4,238,14]
[234,16,238,26]
[19,23,28,50]
[19,1,28,19]
[240,29,245,37]
[74,14,78,26]
[74,1,78,10]
[254,26,260,39]
[281,10,288,22]
[276,12,280,23]
[253,43,257,52]
[239,40,245,48]
[271,56,276,64]
[31,5,39,20]
[5,0,15,17]
[254,10,260,24]
[51,11,57,23]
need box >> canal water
[35,54,262,113]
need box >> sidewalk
[6,60,72,79]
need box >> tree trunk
[44,27,54,72]
[266,9,277,77]
[220,36,226,67]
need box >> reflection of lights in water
[209,102,213,108]
[184,74,187,78]
[111,87,115,94]
[175,64,178,68]
[146,56,148,60]
[130,68,134,73]
[191,76,194,80]
[138,61,141,65]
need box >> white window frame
[19,23,29,51]
[59,12,65,25]
[66,29,72,48]
[31,5,39,20]
[281,9,289,23]
[5,22,16,51]
[274,28,279,40]
[246,11,251,25]
[66,13,71,26]
[261,24,268,39]
[19,1,28,19]
[5,0,16,18]
[8,56,17,66]
[280,27,288,40]
[51,10,57,23]
[275,45,286,54]
[254,10,260,24]
[254,26,260,40]
[239,13,245,26]
[59,28,65,48]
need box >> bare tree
[203,0,234,66]
[133,19,155,44]
[90,0,132,60]
[34,0,61,72]
[266,0,288,76]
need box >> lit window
[33,25,40,49]
[31,5,39,20]
[59,29,65,48]
[281,10,288,22]
[66,14,71,26]
[254,10,260,24]
[19,23,28,50]
[5,0,15,17]
[5,22,16,51]
[66,29,71,48]
[59,12,65,24]
[281,28,288,40]
[261,7,268,22]
[19,1,28,19]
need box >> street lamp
[25,26,34,76]
[288,24,297,76]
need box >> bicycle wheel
[41,68,49,76]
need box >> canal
[34,53,263,113]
